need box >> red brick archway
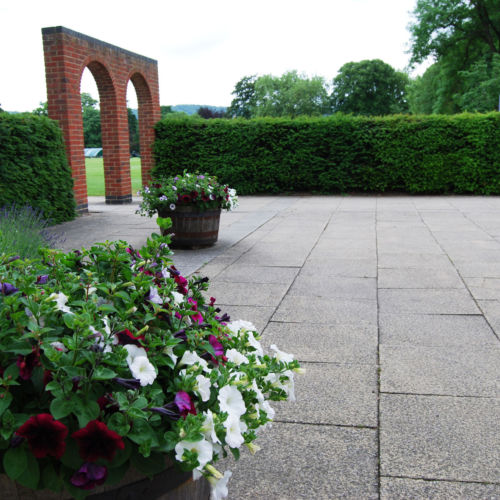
[42,26,161,213]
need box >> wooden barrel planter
[158,205,221,249]
[0,460,211,500]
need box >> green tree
[408,0,500,113]
[227,72,329,118]
[81,93,101,148]
[32,101,48,116]
[160,105,174,118]
[227,75,257,118]
[128,108,140,154]
[330,59,409,115]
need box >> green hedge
[153,113,500,194]
[0,113,76,223]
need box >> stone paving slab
[273,295,378,325]
[380,477,500,499]
[378,268,464,289]
[222,423,378,500]
[289,275,377,300]
[380,345,500,397]
[273,362,378,427]
[302,259,377,278]
[262,322,377,364]
[380,394,500,483]
[378,253,452,269]
[379,313,498,346]
[378,288,480,314]
[204,281,290,307]
[214,305,276,333]
[211,265,299,285]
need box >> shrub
[0,204,64,259]
[0,113,76,223]
[153,113,500,195]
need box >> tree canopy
[330,59,409,115]
[227,71,329,118]
[408,0,500,113]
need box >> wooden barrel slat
[158,205,221,249]
[0,460,211,500]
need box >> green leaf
[107,412,130,436]
[50,397,73,419]
[0,392,13,418]
[3,363,19,380]
[3,446,28,480]
[105,461,129,485]
[16,450,40,489]
[230,446,240,460]
[73,397,100,428]
[127,419,158,447]
[92,366,117,380]
[130,450,165,478]
[41,462,63,492]
[60,437,82,469]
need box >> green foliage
[331,59,409,115]
[0,204,64,259]
[227,71,329,118]
[408,0,500,114]
[0,113,76,224]
[127,109,140,153]
[154,113,500,195]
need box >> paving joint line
[381,474,500,487]
[375,196,382,500]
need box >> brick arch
[42,26,161,212]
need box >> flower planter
[0,461,211,500]
[158,205,221,249]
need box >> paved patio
[51,195,500,499]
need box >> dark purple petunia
[0,281,19,295]
[150,402,180,420]
[71,462,108,490]
[208,335,224,357]
[175,391,196,418]
[36,275,49,285]
[112,377,141,390]
[115,329,145,347]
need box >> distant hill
[170,105,227,115]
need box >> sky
[0,0,426,112]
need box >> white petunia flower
[202,409,221,444]
[195,374,211,402]
[209,470,232,500]
[265,371,295,402]
[171,291,184,305]
[123,344,147,365]
[49,292,73,314]
[179,350,210,373]
[225,349,249,366]
[163,345,178,364]
[247,331,263,356]
[148,286,163,304]
[223,413,246,448]
[218,385,246,417]
[50,341,67,352]
[270,344,294,362]
[129,355,156,386]
[227,319,256,336]
[175,439,213,469]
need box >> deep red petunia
[72,420,124,462]
[17,346,40,380]
[174,391,196,418]
[115,329,145,347]
[16,413,68,459]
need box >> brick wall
[42,26,161,212]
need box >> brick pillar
[42,30,89,213]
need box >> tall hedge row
[0,113,76,223]
[153,113,500,194]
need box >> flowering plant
[136,171,238,218]
[0,234,299,499]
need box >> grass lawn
[85,158,142,196]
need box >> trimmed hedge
[153,113,500,195]
[0,113,76,224]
